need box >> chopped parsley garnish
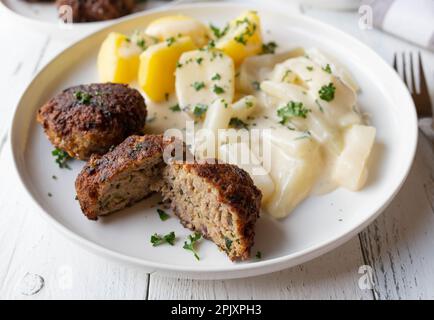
[229,117,248,129]
[52,175,57,180]
[213,85,225,94]
[261,41,277,54]
[281,70,292,82]
[225,237,233,251]
[277,101,310,124]
[183,232,202,260]
[165,37,176,46]
[169,104,181,112]
[252,80,260,91]
[255,251,262,259]
[73,91,91,104]
[193,104,208,117]
[176,61,183,69]
[150,231,176,246]
[322,64,332,74]
[211,73,221,81]
[191,81,205,91]
[306,66,314,71]
[245,100,254,108]
[157,209,170,221]
[318,82,336,102]
[206,40,216,49]
[136,39,147,50]
[52,148,71,169]
[234,35,247,45]
[196,57,203,65]
[209,24,229,39]
[233,18,257,46]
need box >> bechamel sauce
[130,50,365,215]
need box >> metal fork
[393,52,433,119]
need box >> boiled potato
[219,143,275,203]
[175,49,234,115]
[146,15,210,47]
[129,30,159,51]
[333,125,376,191]
[138,36,196,102]
[216,11,262,65]
[97,32,142,84]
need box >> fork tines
[393,52,432,118]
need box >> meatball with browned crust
[36,83,147,160]
[22,0,53,2]
[75,133,261,260]
[56,0,135,23]
[158,161,262,261]
[75,134,188,220]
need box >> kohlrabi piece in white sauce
[219,142,275,203]
[264,137,321,218]
[236,48,305,94]
[333,125,376,191]
[306,47,359,93]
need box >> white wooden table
[0,2,433,300]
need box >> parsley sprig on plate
[183,232,202,260]
[150,232,176,246]
[157,209,170,221]
[52,148,71,169]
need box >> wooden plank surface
[0,142,150,300]
[149,237,373,300]
[359,135,434,299]
[0,5,433,300]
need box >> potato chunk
[146,15,210,47]
[138,36,196,102]
[97,32,142,84]
[215,11,262,65]
[175,49,235,115]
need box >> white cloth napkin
[363,0,434,51]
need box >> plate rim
[9,1,419,279]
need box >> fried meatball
[75,134,261,260]
[158,161,262,261]
[37,83,147,160]
[56,0,135,23]
[22,0,54,2]
[75,135,188,220]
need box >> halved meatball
[158,161,262,261]
[75,134,188,220]
[37,83,147,160]
[56,0,135,23]
[75,134,261,260]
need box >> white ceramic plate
[0,0,166,39]
[10,2,417,279]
